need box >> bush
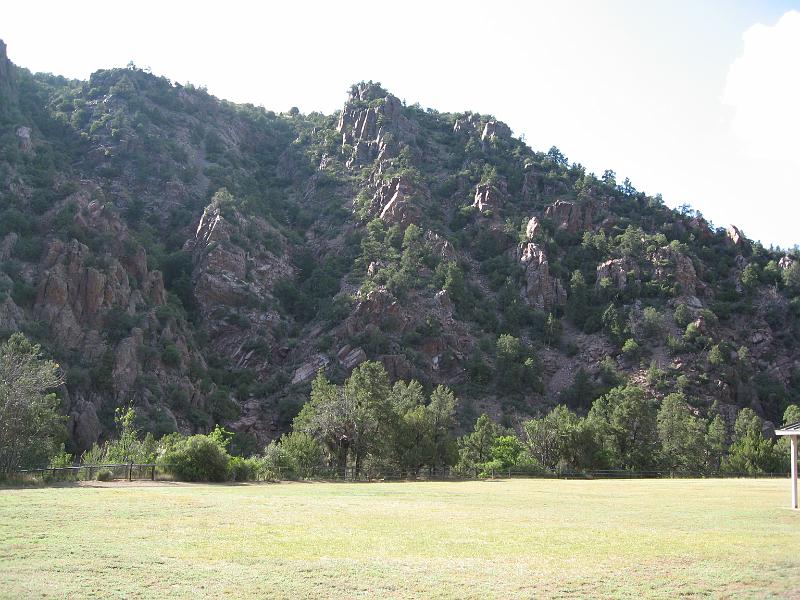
[159,434,231,482]
[622,338,640,361]
[96,469,113,481]
[228,456,257,482]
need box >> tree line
[0,333,795,481]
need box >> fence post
[151,465,155,481]
[128,463,132,481]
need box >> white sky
[3,0,799,248]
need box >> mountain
[1,41,798,455]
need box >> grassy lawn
[1,478,798,599]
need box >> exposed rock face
[69,398,102,451]
[368,176,422,226]
[337,345,367,370]
[652,245,700,296]
[779,255,795,270]
[379,354,414,380]
[453,113,481,135]
[112,328,144,398]
[687,216,712,240]
[727,225,746,247]
[189,201,292,314]
[344,288,404,335]
[337,82,417,167]
[514,243,566,310]
[291,354,330,384]
[34,239,146,350]
[481,120,511,142]
[473,182,505,213]
[0,39,15,101]
[16,126,32,154]
[596,258,638,290]
[423,231,456,263]
[0,233,17,261]
[0,296,24,330]
[525,217,541,240]
[544,199,600,234]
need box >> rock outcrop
[651,245,701,296]
[525,217,541,240]
[337,345,367,370]
[545,199,601,234]
[291,354,330,384]
[337,82,417,167]
[514,243,566,310]
[481,120,511,143]
[0,39,16,103]
[473,180,506,214]
[726,225,746,247]
[453,113,481,135]
[367,176,422,226]
[16,126,32,154]
[596,258,638,290]
[34,238,158,350]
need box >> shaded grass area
[1,479,799,598]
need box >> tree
[495,334,539,394]
[656,393,707,472]
[724,408,782,474]
[457,414,501,474]
[674,303,692,329]
[295,363,392,476]
[0,334,65,473]
[741,263,760,293]
[425,385,458,471]
[589,385,658,470]
[566,270,589,327]
[783,262,800,295]
[489,435,523,471]
[705,414,727,472]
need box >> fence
[6,463,791,484]
[11,463,158,482]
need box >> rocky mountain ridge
[1,42,798,454]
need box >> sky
[3,1,799,248]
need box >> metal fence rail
[6,463,791,483]
[12,463,158,482]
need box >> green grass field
[1,478,798,599]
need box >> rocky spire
[0,39,17,110]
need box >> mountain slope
[1,42,798,454]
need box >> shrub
[96,469,113,482]
[159,434,231,482]
[622,338,640,361]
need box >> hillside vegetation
[1,40,799,461]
